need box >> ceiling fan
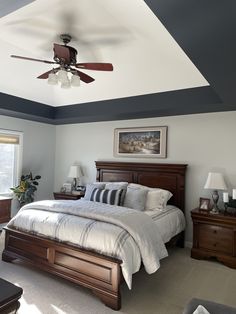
[11,34,113,88]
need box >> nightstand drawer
[198,224,232,254]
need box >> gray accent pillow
[105,182,128,205]
[84,183,106,200]
[123,186,148,211]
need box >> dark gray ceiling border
[0,92,55,124]
[54,86,223,125]
[145,0,236,106]
[0,0,35,18]
[0,86,224,125]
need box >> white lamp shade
[204,172,227,190]
[68,165,83,178]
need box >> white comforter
[7,199,168,288]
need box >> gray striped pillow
[90,188,123,206]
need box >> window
[0,130,22,196]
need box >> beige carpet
[0,233,236,314]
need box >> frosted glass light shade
[204,172,227,190]
[57,69,68,82]
[61,79,71,89]
[47,73,58,85]
[71,74,80,87]
[68,165,83,179]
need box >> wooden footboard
[2,227,122,310]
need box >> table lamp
[204,172,227,214]
[68,165,83,191]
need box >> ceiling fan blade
[37,68,60,79]
[76,63,113,71]
[11,55,55,64]
[75,69,95,83]
[53,44,71,62]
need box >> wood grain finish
[191,208,236,268]
[53,192,84,200]
[2,161,187,310]
[0,198,12,223]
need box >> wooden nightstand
[191,208,236,268]
[53,192,84,200]
[0,197,12,223]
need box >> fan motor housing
[53,45,77,65]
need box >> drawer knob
[213,230,217,234]
[214,243,217,247]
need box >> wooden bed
[2,161,187,310]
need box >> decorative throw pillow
[123,186,148,211]
[84,183,106,200]
[90,188,123,206]
[105,182,128,205]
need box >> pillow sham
[127,183,173,210]
[145,189,173,210]
[123,186,148,211]
[105,182,128,205]
[84,183,106,200]
[90,188,123,206]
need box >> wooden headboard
[96,161,187,212]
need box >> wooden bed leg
[2,250,17,263]
[92,289,121,311]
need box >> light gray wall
[54,111,236,243]
[0,115,56,215]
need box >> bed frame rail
[2,227,121,310]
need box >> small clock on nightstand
[53,192,84,200]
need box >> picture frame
[114,126,167,158]
[62,183,72,193]
[199,197,211,211]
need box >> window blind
[0,133,20,144]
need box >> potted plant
[11,172,41,207]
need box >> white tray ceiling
[0,0,208,107]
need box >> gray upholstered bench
[183,298,236,314]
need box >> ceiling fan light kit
[11,34,113,89]
[48,69,81,88]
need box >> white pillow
[123,186,148,211]
[145,189,173,210]
[127,183,173,210]
[193,305,210,314]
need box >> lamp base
[211,190,219,214]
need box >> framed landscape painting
[114,126,167,158]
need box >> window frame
[0,129,23,197]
